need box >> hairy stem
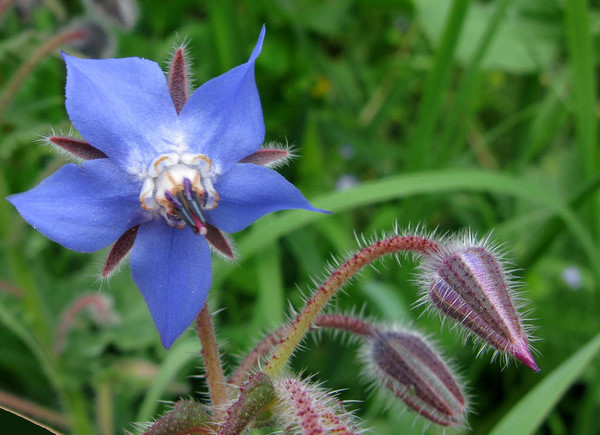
[195,304,227,423]
[229,314,376,386]
[264,235,438,377]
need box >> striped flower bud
[273,376,360,434]
[418,233,538,371]
[362,328,467,427]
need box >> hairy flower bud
[145,400,211,434]
[273,376,360,434]
[418,233,538,371]
[362,328,467,427]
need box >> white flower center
[139,153,219,234]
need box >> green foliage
[1,0,600,433]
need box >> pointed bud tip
[513,344,539,372]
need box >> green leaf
[136,338,200,422]
[490,332,600,434]
[415,0,561,73]
[213,170,599,287]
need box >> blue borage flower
[8,26,325,348]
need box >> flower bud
[363,328,467,427]
[419,233,538,371]
[145,400,211,434]
[273,376,360,434]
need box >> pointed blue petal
[206,163,327,233]
[7,159,147,252]
[180,27,266,173]
[63,52,180,173]
[130,220,212,348]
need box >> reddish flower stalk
[54,294,117,355]
[264,234,439,377]
[0,388,70,431]
[0,0,15,21]
[196,304,228,423]
[0,26,91,118]
[229,314,374,387]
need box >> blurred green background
[1,0,600,433]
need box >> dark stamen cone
[363,328,467,427]
[420,235,538,372]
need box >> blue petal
[7,159,147,252]
[130,220,212,348]
[207,163,327,233]
[63,52,179,174]
[180,26,266,173]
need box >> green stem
[95,381,114,435]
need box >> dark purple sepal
[49,136,108,160]
[238,148,289,166]
[205,223,234,259]
[168,47,189,114]
[102,225,139,277]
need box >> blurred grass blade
[0,302,55,386]
[254,239,284,329]
[213,170,600,288]
[437,0,513,162]
[407,0,471,169]
[564,0,597,180]
[490,332,600,435]
[136,338,199,422]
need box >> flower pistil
[140,152,219,235]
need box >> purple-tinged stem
[168,47,188,114]
[49,136,107,161]
[0,0,15,20]
[195,304,227,423]
[54,294,115,355]
[315,314,374,337]
[263,235,439,377]
[0,388,70,432]
[102,225,139,277]
[229,325,288,387]
[229,315,374,387]
[0,279,23,298]
[0,27,90,119]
